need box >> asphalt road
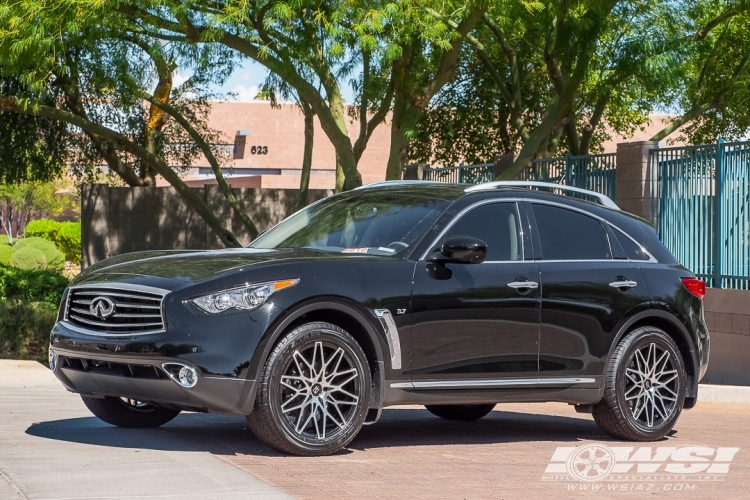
[1,360,748,499]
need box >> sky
[207,58,356,103]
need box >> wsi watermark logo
[542,444,739,491]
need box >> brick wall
[81,184,333,268]
[703,288,750,385]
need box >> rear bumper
[51,348,256,415]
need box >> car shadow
[25,407,623,457]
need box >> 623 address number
[250,145,269,155]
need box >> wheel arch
[608,310,699,408]
[247,298,388,413]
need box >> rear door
[528,202,651,380]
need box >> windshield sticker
[342,248,370,253]
[377,247,397,254]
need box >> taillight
[680,277,706,299]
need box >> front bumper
[51,347,257,415]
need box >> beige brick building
[157,101,391,189]
[155,101,680,189]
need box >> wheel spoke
[625,368,643,384]
[655,385,678,401]
[654,350,671,376]
[324,348,345,383]
[313,342,324,379]
[653,393,668,421]
[293,351,312,377]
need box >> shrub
[12,237,65,271]
[10,247,47,270]
[0,264,69,305]
[0,246,13,266]
[0,299,57,363]
[56,221,82,264]
[14,236,53,251]
[25,219,61,243]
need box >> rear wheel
[593,326,686,441]
[425,404,496,421]
[81,396,181,428]
[247,322,371,456]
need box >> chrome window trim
[390,377,596,390]
[374,309,403,370]
[419,198,526,262]
[62,283,170,337]
[527,199,658,264]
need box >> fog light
[49,349,57,371]
[178,366,198,388]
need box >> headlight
[190,279,299,314]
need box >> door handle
[609,280,638,289]
[507,281,539,289]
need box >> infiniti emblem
[90,296,116,320]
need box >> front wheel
[425,404,496,421]
[593,326,687,441]
[247,322,371,456]
[81,396,181,428]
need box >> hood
[79,248,339,282]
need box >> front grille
[65,286,166,335]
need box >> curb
[699,384,750,404]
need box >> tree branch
[141,93,259,239]
[0,95,241,247]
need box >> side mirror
[440,236,487,264]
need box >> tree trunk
[385,91,418,181]
[296,100,314,211]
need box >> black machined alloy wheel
[247,322,371,456]
[81,395,181,428]
[425,404,496,421]
[593,327,686,441]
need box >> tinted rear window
[533,204,612,260]
[612,228,651,261]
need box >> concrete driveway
[1,360,748,499]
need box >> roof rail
[354,180,448,190]
[464,181,620,210]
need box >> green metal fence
[422,154,617,202]
[422,163,494,184]
[650,139,750,289]
[522,153,617,201]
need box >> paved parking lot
[2,361,748,499]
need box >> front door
[409,201,541,387]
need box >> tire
[593,326,687,441]
[81,396,181,428]
[425,404,496,421]
[247,322,371,456]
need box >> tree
[413,0,750,175]
[0,76,68,184]
[0,180,77,243]
[650,3,750,143]
[384,4,486,180]
[0,3,261,245]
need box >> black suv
[49,181,709,456]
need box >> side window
[532,204,612,260]
[612,227,651,261]
[442,203,523,261]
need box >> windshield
[250,192,451,256]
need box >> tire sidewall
[614,329,686,439]
[265,324,371,454]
